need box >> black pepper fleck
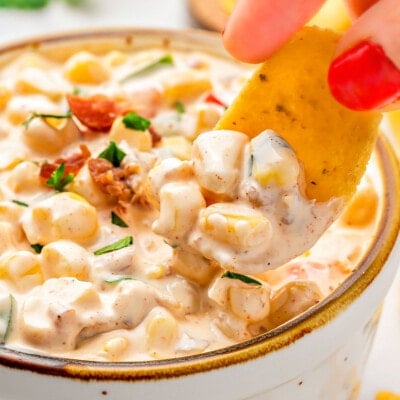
[259,73,267,82]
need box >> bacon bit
[88,158,133,202]
[40,144,91,181]
[148,125,162,146]
[67,94,121,132]
[205,93,227,108]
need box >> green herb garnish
[120,54,174,83]
[11,199,29,207]
[30,244,44,254]
[22,111,72,129]
[104,275,134,284]
[174,101,185,114]
[122,112,151,131]
[98,141,126,167]
[111,211,128,228]
[45,163,74,192]
[163,240,179,249]
[248,154,254,177]
[0,0,48,9]
[221,271,262,286]
[0,0,83,8]
[94,236,133,256]
[0,294,15,344]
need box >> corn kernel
[3,251,43,291]
[250,130,300,187]
[194,104,223,136]
[162,70,212,104]
[109,116,152,151]
[152,182,205,242]
[7,161,40,193]
[0,85,11,111]
[171,247,216,285]
[161,136,192,160]
[103,336,129,360]
[14,67,68,101]
[144,158,194,209]
[146,309,178,353]
[0,201,24,223]
[269,280,322,327]
[40,240,90,281]
[200,203,272,249]
[104,51,128,67]
[145,264,167,279]
[64,51,110,84]
[23,115,79,155]
[341,185,378,228]
[228,285,270,322]
[192,130,247,197]
[6,94,60,125]
[22,192,99,245]
[0,221,23,253]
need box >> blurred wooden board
[187,0,230,32]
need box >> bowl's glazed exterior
[0,29,399,400]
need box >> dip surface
[0,43,381,361]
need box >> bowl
[0,28,399,400]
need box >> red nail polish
[328,40,400,111]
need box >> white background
[0,1,399,398]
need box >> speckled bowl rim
[0,28,399,382]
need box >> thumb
[222,0,325,63]
[328,0,400,110]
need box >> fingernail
[328,40,400,111]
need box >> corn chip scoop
[216,26,381,203]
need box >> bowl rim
[0,27,399,382]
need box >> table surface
[0,1,399,398]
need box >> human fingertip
[328,40,400,111]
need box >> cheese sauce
[0,45,381,361]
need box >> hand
[222,0,400,111]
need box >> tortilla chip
[216,26,381,202]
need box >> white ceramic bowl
[0,28,399,400]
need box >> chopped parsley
[111,211,128,228]
[30,244,44,254]
[122,112,151,131]
[98,141,126,167]
[45,163,74,192]
[248,153,254,177]
[11,199,29,207]
[174,101,185,114]
[120,54,174,82]
[0,0,48,8]
[93,236,133,256]
[0,294,15,344]
[104,275,134,284]
[221,271,262,286]
[22,111,72,129]
[163,240,179,249]
[0,0,83,8]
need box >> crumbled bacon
[67,94,122,132]
[148,125,162,146]
[67,90,161,133]
[40,144,91,181]
[88,158,137,202]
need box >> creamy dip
[0,44,380,361]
